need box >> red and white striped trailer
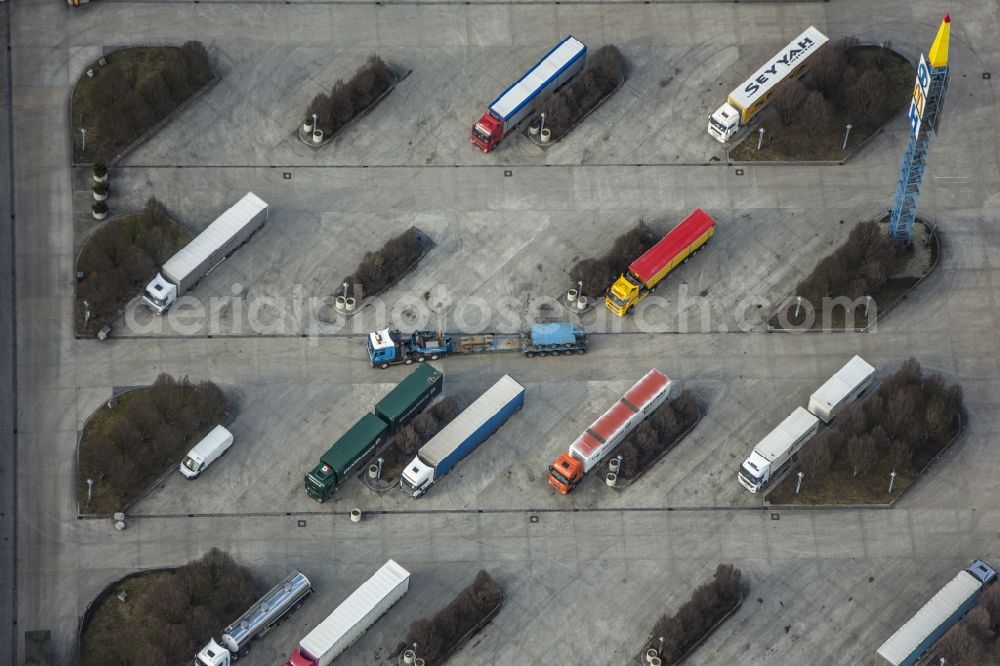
[547,369,672,493]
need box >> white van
[179,425,234,479]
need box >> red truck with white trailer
[548,369,672,493]
[470,36,587,153]
[605,209,717,316]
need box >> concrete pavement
[1,3,17,663]
[9,0,1000,664]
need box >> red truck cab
[471,112,504,152]
[284,647,316,666]
[548,454,583,494]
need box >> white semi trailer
[708,26,829,143]
[143,192,268,314]
[738,407,819,493]
[807,355,876,423]
[284,560,410,666]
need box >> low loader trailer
[367,321,587,368]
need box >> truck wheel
[525,352,534,358]
[404,358,414,365]
[417,356,425,362]
[538,351,547,357]
[550,350,560,356]
[430,354,439,361]
[379,363,389,369]
[562,343,574,349]
[576,348,586,355]
[626,305,634,315]
[683,256,690,264]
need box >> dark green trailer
[305,413,389,502]
[25,630,52,666]
[304,362,444,502]
[375,362,443,432]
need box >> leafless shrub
[534,43,626,141]
[570,221,658,297]
[403,571,501,665]
[650,565,743,664]
[305,55,392,136]
[343,227,424,298]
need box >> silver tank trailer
[221,570,312,653]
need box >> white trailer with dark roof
[142,192,268,314]
[807,355,876,422]
[284,560,410,666]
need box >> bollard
[529,123,540,136]
[114,521,126,531]
[312,129,324,144]
[335,296,347,312]
[345,297,356,312]
[540,128,551,143]
[566,288,578,303]
[350,508,362,523]
[646,649,659,664]
[403,650,415,665]
[605,472,617,487]
[609,457,621,474]
[577,296,588,311]
[414,660,425,666]
[302,119,314,133]
[650,658,662,666]
[368,465,379,480]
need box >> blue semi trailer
[875,560,997,666]
[367,321,587,368]
[400,375,525,497]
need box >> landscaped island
[78,373,227,513]
[72,43,214,163]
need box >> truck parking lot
[8,0,1000,665]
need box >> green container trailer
[304,364,444,502]
[375,363,443,431]
[305,414,389,502]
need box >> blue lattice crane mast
[888,15,952,243]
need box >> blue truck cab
[368,329,452,367]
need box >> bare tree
[799,435,833,479]
[801,91,834,131]
[936,624,985,664]
[965,606,993,643]
[847,434,876,478]
[774,80,808,126]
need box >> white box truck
[142,192,268,314]
[179,425,234,479]
[284,560,410,666]
[738,407,819,493]
[807,355,876,423]
[708,26,828,143]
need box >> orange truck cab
[548,454,584,494]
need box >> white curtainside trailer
[285,560,410,666]
[875,561,997,666]
[143,192,268,314]
[807,355,876,423]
